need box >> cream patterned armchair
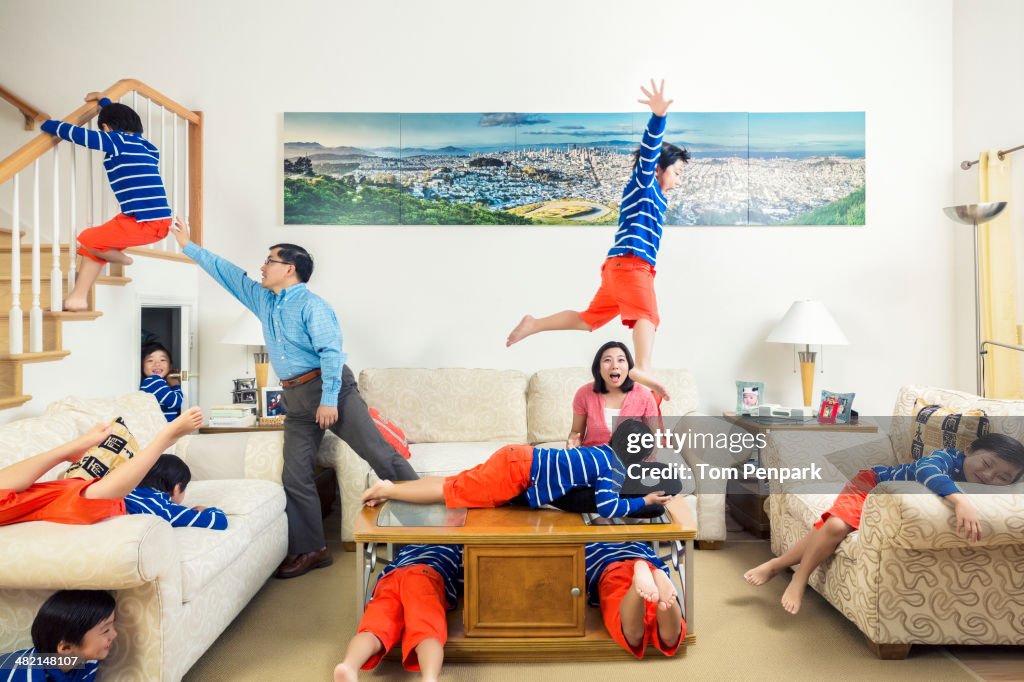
[0,393,289,681]
[763,385,1024,658]
[324,366,726,546]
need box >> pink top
[572,382,659,447]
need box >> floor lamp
[943,202,1007,396]
[766,300,849,408]
[221,310,269,405]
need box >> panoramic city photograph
[283,111,864,226]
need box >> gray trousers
[281,364,418,554]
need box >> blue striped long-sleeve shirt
[124,487,228,529]
[607,113,668,267]
[140,375,183,422]
[584,542,670,605]
[182,242,346,406]
[0,647,99,681]
[872,448,966,497]
[526,445,643,518]
[377,544,463,609]
[41,100,170,223]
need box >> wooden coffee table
[353,496,697,661]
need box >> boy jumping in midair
[506,79,689,401]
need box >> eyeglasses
[264,257,292,266]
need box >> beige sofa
[326,367,726,546]
[0,393,289,681]
[763,385,1024,657]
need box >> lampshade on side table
[766,300,849,407]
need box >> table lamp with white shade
[220,310,269,392]
[766,300,849,408]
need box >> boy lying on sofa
[361,419,673,517]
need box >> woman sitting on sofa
[568,341,659,449]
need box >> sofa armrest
[761,428,897,493]
[175,432,284,484]
[0,515,179,589]
[860,482,1024,550]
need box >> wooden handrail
[0,78,199,185]
[0,84,49,130]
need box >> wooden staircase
[0,227,130,408]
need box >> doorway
[138,298,198,407]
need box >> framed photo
[233,377,256,391]
[232,389,257,404]
[820,390,856,424]
[261,387,287,418]
[736,381,765,414]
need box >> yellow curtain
[977,150,1022,398]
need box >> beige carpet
[185,514,977,682]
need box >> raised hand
[72,422,114,457]
[83,92,104,103]
[170,216,191,249]
[638,79,673,117]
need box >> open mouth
[609,372,622,382]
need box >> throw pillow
[369,407,412,459]
[61,417,140,480]
[909,400,989,460]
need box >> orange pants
[598,559,684,659]
[815,469,878,530]
[579,255,659,330]
[77,213,171,263]
[442,444,534,508]
[358,565,448,672]
[0,478,125,526]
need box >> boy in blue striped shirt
[41,93,172,312]
[139,342,183,422]
[744,433,1024,614]
[362,420,672,518]
[586,542,685,658]
[335,544,462,681]
[506,79,690,402]
[125,454,227,530]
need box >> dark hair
[140,454,191,495]
[97,103,143,134]
[141,342,173,380]
[968,433,1024,481]
[269,243,313,283]
[31,590,115,653]
[631,142,690,173]
[610,419,653,466]
[591,341,636,394]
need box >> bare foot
[781,575,807,614]
[628,367,671,402]
[652,566,678,611]
[98,249,134,265]
[743,560,781,587]
[63,296,90,312]
[168,407,204,438]
[361,480,394,507]
[506,315,536,347]
[632,560,660,603]
[333,662,357,682]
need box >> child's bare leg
[64,258,103,312]
[414,638,444,682]
[85,408,203,500]
[781,516,853,614]
[333,632,383,682]
[628,319,670,401]
[361,477,445,507]
[506,310,590,347]
[619,561,657,648]
[0,424,110,491]
[744,530,817,586]
[91,248,133,265]
[651,569,682,646]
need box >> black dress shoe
[275,547,333,579]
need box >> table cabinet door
[464,544,586,638]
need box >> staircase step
[0,228,28,248]
[0,316,61,355]
[0,310,103,322]
[0,350,70,363]
[0,395,31,409]
[0,247,74,278]
[0,279,90,313]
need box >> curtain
[977,150,1022,398]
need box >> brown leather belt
[282,368,321,389]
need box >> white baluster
[170,114,178,252]
[147,97,152,141]
[184,117,190,236]
[88,119,95,226]
[30,160,42,353]
[9,174,23,355]
[51,148,63,312]
[132,91,137,111]
[69,145,78,291]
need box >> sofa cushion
[44,393,168,452]
[62,417,141,480]
[177,480,285,602]
[359,368,528,443]
[409,441,513,477]
[909,400,989,462]
[0,412,85,479]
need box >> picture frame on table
[233,377,256,392]
[261,387,287,418]
[735,380,765,414]
[820,390,856,424]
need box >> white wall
[0,0,958,416]
[952,0,1024,393]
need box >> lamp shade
[765,300,848,346]
[220,311,265,346]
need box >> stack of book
[209,405,257,427]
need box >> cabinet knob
[570,587,581,597]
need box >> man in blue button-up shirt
[172,218,417,578]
